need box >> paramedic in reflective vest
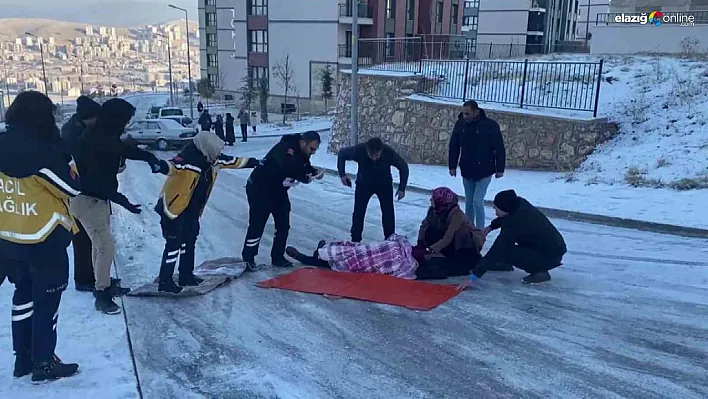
[154,131,260,293]
[0,91,81,382]
[241,131,324,269]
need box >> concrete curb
[245,127,331,139]
[314,167,708,239]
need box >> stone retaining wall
[330,71,619,170]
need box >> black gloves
[113,193,142,214]
[151,159,169,175]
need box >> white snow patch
[340,69,419,77]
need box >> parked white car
[122,118,197,150]
[160,115,199,132]
[147,106,184,119]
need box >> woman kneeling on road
[152,131,260,293]
[285,187,484,280]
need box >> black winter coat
[225,116,235,143]
[336,143,409,191]
[73,121,157,204]
[248,134,318,194]
[472,197,566,278]
[448,109,506,181]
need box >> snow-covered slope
[571,55,708,189]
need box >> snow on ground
[250,117,332,137]
[109,159,708,398]
[0,250,138,398]
[365,55,708,189]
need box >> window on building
[206,0,215,5]
[206,12,216,27]
[386,0,396,18]
[407,0,415,20]
[451,4,459,23]
[436,1,444,23]
[385,33,394,57]
[207,54,218,67]
[345,30,352,56]
[464,0,479,8]
[248,30,268,53]
[249,66,268,82]
[207,33,217,47]
[208,73,219,88]
[248,0,268,16]
[463,16,478,30]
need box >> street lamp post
[25,32,48,96]
[350,0,360,146]
[156,33,175,106]
[169,4,194,119]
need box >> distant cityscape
[0,22,200,107]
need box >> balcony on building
[337,44,373,65]
[339,2,374,25]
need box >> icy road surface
[108,138,708,399]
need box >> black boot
[317,240,326,249]
[31,355,79,383]
[285,246,305,263]
[522,271,551,284]
[178,273,204,287]
[108,278,130,297]
[13,350,32,378]
[75,283,94,292]
[158,278,183,294]
[94,289,121,315]
[272,257,293,268]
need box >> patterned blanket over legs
[317,234,418,279]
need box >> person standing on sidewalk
[214,114,225,141]
[70,98,166,315]
[241,131,324,269]
[337,137,409,242]
[225,113,236,146]
[0,91,81,382]
[237,108,250,142]
[60,96,101,292]
[448,100,506,229]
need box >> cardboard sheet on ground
[256,268,461,310]
[127,257,248,297]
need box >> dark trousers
[415,229,480,280]
[240,124,248,141]
[351,183,395,242]
[507,245,563,274]
[72,219,95,287]
[242,182,290,262]
[296,248,330,268]
[158,215,200,283]
[4,248,68,365]
[215,127,225,141]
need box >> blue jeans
[462,175,492,229]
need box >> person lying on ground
[285,234,419,279]
[152,131,260,293]
[458,189,567,289]
[412,187,486,279]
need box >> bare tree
[238,68,258,110]
[273,54,295,124]
[258,75,269,123]
[196,77,215,107]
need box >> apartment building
[198,0,462,112]
[610,0,708,12]
[576,1,610,40]
[463,0,579,53]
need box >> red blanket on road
[317,234,418,279]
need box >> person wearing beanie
[152,131,260,293]
[69,98,167,315]
[458,189,567,288]
[0,91,81,381]
[448,100,506,229]
[60,96,102,292]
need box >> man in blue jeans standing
[448,100,506,229]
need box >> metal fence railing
[339,3,372,18]
[355,37,602,115]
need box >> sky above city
[0,0,198,26]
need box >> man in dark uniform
[241,131,323,269]
[337,137,409,242]
[60,96,101,292]
[0,91,81,381]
